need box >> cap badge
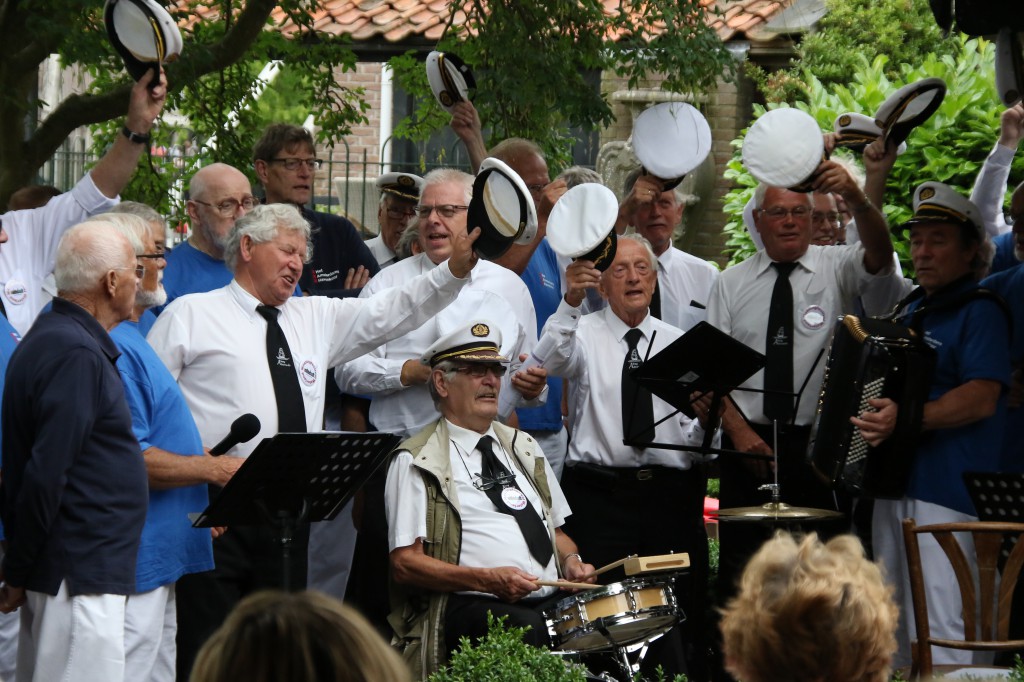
[919,187,936,201]
[471,323,490,337]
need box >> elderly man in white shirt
[146,201,480,678]
[337,168,544,439]
[540,233,719,679]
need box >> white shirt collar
[227,279,272,321]
[600,304,654,345]
[445,419,498,456]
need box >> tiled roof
[252,0,797,44]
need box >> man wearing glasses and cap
[386,320,595,680]
[253,124,379,298]
[367,172,424,268]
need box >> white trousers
[17,581,128,682]
[873,497,981,669]
[124,584,176,682]
[307,499,358,600]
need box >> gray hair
[55,221,135,294]
[108,201,164,226]
[420,168,473,205]
[395,222,421,261]
[753,183,813,210]
[427,360,459,408]
[617,232,658,269]
[556,166,603,189]
[90,212,147,255]
[224,203,313,273]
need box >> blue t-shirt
[902,280,1011,514]
[111,320,214,592]
[990,232,1017,276]
[516,240,564,432]
[0,316,20,540]
[982,264,1023,472]
[154,241,232,315]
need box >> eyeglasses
[193,197,258,217]
[115,265,144,279]
[609,262,653,279]
[269,158,323,171]
[385,206,417,220]
[473,470,517,491]
[759,206,810,220]
[138,252,166,260]
[526,183,547,194]
[414,204,469,219]
[452,364,508,378]
[812,211,841,224]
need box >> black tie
[622,328,655,445]
[477,436,553,567]
[763,262,798,423]
[256,305,306,433]
[649,280,662,320]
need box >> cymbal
[714,502,844,521]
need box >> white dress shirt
[386,420,568,597]
[706,244,903,427]
[970,143,1015,237]
[656,246,719,333]
[0,173,118,334]
[146,263,466,456]
[337,253,538,438]
[541,300,715,469]
[364,235,396,268]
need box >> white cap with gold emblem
[742,107,826,192]
[421,320,508,367]
[895,181,982,238]
[426,51,477,113]
[375,172,424,202]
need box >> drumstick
[577,554,637,581]
[535,580,602,590]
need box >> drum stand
[558,619,677,682]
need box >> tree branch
[24,0,278,173]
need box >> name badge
[501,487,528,511]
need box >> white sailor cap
[896,181,983,239]
[375,172,424,202]
[996,28,1024,107]
[833,112,908,155]
[874,77,946,148]
[104,0,182,83]
[468,158,538,260]
[426,51,476,113]
[742,108,826,193]
[421,320,507,367]
[631,102,712,190]
[546,183,618,271]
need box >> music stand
[966,472,1024,565]
[629,322,765,455]
[192,431,401,590]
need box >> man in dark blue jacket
[0,221,147,682]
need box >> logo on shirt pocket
[299,360,317,386]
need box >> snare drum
[544,575,680,652]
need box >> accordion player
[808,314,935,498]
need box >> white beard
[136,283,167,310]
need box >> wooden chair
[902,519,1024,680]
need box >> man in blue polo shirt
[866,182,1011,669]
[0,221,147,682]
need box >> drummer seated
[385,321,596,680]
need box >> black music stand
[629,322,765,457]
[192,431,401,591]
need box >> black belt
[566,462,694,486]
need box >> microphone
[209,414,261,456]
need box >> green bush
[722,37,1021,271]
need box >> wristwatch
[121,126,151,145]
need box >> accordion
[808,315,935,498]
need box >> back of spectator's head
[253,123,315,162]
[720,532,897,682]
[489,137,544,165]
[89,212,148,256]
[556,166,603,189]
[190,590,410,682]
[7,185,61,211]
